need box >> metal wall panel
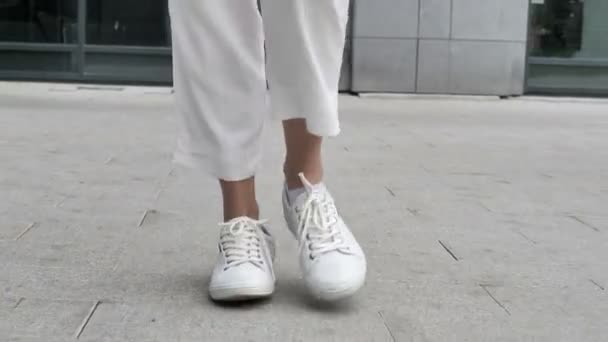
[353,0,419,38]
[352,38,417,92]
[451,0,529,41]
[449,40,526,95]
[351,0,529,95]
[417,39,450,93]
[419,0,451,39]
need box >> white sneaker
[283,173,367,301]
[208,217,276,301]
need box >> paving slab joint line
[515,230,537,245]
[419,164,433,174]
[14,222,37,241]
[539,173,554,179]
[153,167,176,201]
[154,189,164,200]
[74,300,101,339]
[438,240,459,261]
[567,215,600,232]
[589,279,605,291]
[138,209,158,228]
[480,285,511,316]
[407,208,419,216]
[13,297,25,309]
[377,311,396,342]
[477,201,493,213]
[55,196,68,208]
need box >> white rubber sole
[209,284,275,302]
[308,276,366,302]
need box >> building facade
[0,0,605,96]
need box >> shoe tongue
[294,182,327,208]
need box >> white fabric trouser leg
[169,0,350,181]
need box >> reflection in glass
[529,0,608,59]
[0,0,78,43]
[86,0,171,46]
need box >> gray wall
[350,0,529,95]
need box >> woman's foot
[282,173,367,301]
[209,217,276,301]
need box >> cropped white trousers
[169,0,350,181]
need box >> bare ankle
[283,164,323,189]
[248,201,260,220]
[219,177,258,222]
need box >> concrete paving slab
[81,297,391,342]
[0,298,94,340]
[1,82,608,341]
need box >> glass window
[528,0,608,93]
[530,0,608,59]
[0,50,73,71]
[529,0,584,58]
[86,0,171,46]
[0,0,78,43]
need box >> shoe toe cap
[304,253,367,299]
[210,263,272,289]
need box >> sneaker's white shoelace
[296,181,352,260]
[219,217,267,270]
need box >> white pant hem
[173,150,259,182]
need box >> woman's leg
[261,0,348,186]
[283,119,323,189]
[220,177,259,221]
[170,0,267,220]
[169,0,275,301]
[261,0,349,138]
[263,0,367,302]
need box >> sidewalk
[1,83,607,341]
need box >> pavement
[1,82,607,342]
